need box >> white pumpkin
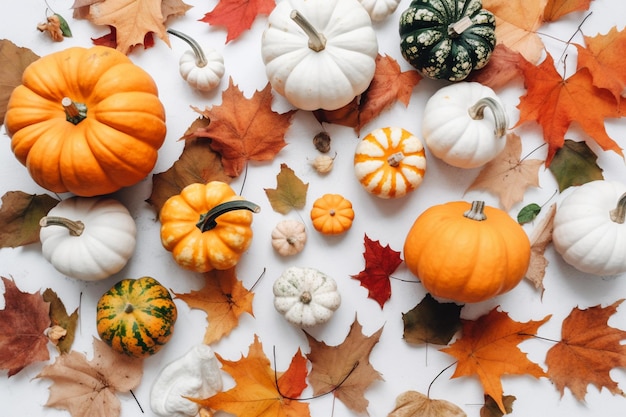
[39,197,137,281]
[553,180,626,276]
[261,0,378,111]
[168,28,225,92]
[273,266,341,327]
[422,82,508,169]
[358,0,401,22]
[271,219,307,256]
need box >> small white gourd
[273,266,341,327]
[39,197,136,281]
[168,28,225,92]
[271,219,307,256]
[358,0,402,22]
[150,344,223,417]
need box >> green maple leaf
[549,139,604,192]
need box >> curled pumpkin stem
[197,200,260,232]
[468,97,508,139]
[609,192,626,224]
[463,201,487,221]
[39,215,85,236]
[167,28,208,68]
[290,10,326,52]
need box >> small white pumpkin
[39,197,137,281]
[168,28,225,92]
[261,0,378,111]
[273,266,341,327]
[150,344,223,417]
[553,180,626,276]
[271,219,307,256]
[422,82,508,169]
[358,0,401,22]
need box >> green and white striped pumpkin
[96,277,177,358]
[399,0,496,81]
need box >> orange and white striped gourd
[354,127,426,199]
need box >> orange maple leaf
[466,44,525,90]
[440,308,550,414]
[545,300,626,401]
[194,335,310,417]
[515,53,623,165]
[174,267,254,345]
[543,0,592,21]
[200,0,276,43]
[576,26,626,101]
[194,78,295,177]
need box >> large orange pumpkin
[403,200,530,303]
[4,46,167,197]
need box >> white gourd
[358,0,402,22]
[271,219,307,256]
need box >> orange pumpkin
[403,201,530,303]
[310,194,355,235]
[4,46,167,197]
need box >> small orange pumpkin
[403,200,530,303]
[310,194,354,235]
[354,127,426,199]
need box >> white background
[1,0,626,416]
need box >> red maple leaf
[200,0,276,43]
[351,234,403,308]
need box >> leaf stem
[427,361,458,398]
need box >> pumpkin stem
[62,97,87,125]
[387,152,405,167]
[196,200,260,232]
[299,291,312,304]
[609,192,626,224]
[290,10,326,52]
[448,16,474,37]
[463,201,487,221]
[39,216,85,236]
[167,28,208,68]
[124,303,134,314]
[468,97,508,139]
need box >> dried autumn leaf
[576,26,626,102]
[465,133,543,211]
[515,53,623,165]
[543,0,593,21]
[43,288,79,354]
[200,0,275,43]
[37,338,144,417]
[440,308,550,413]
[174,267,254,345]
[193,78,295,177]
[305,317,384,414]
[0,39,39,122]
[264,163,308,214]
[351,234,403,308]
[0,277,51,376]
[0,191,59,248]
[388,390,466,417]
[402,293,463,346]
[525,203,556,292]
[545,300,626,401]
[480,394,516,417]
[548,139,604,192]
[466,44,525,90]
[195,335,310,417]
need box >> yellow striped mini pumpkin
[354,127,427,199]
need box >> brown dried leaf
[0,191,59,248]
[525,203,556,292]
[43,288,78,354]
[388,390,466,417]
[0,39,39,122]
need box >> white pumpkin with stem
[553,180,626,276]
[39,197,137,281]
[422,82,508,169]
[271,219,307,256]
[261,0,378,111]
[167,28,225,92]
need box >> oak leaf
[200,0,276,43]
[174,267,254,345]
[402,293,463,346]
[0,277,51,376]
[264,163,308,214]
[545,299,626,401]
[43,288,79,354]
[525,203,556,293]
[0,191,59,248]
[192,78,295,177]
[37,338,144,417]
[351,234,403,308]
[195,335,310,417]
[515,53,623,165]
[388,390,466,417]
[465,133,543,211]
[0,39,39,123]
[440,308,550,413]
[305,317,384,414]
[548,139,604,192]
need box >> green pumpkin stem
[463,201,487,221]
[39,216,85,236]
[468,97,508,139]
[290,10,326,52]
[167,28,208,68]
[196,200,260,232]
[62,97,87,125]
[609,192,626,224]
